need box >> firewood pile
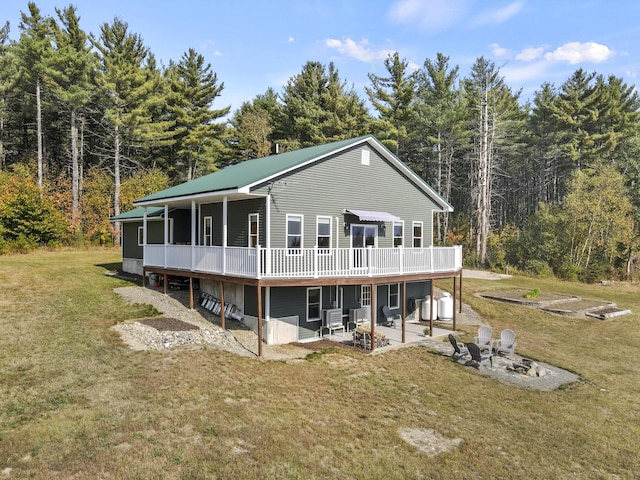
[352,326,390,350]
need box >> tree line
[2,2,640,282]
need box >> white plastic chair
[473,326,493,354]
[494,329,517,359]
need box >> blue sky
[4,0,640,115]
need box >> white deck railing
[144,245,462,279]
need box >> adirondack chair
[467,342,492,369]
[473,326,493,354]
[381,305,401,328]
[448,334,469,360]
[494,329,517,359]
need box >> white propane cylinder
[438,292,454,321]
[421,296,438,320]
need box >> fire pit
[506,358,544,377]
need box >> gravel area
[112,286,311,360]
[111,283,580,388]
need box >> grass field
[1,249,640,479]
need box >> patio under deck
[320,321,453,351]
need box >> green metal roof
[135,136,373,204]
[131,135,453,212]
[110,206,164,221]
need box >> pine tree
[14,2,55,191]
[462,57,523,267]
[415,53,468,242]
[0,21,15,171]
[49,5,97,229]
[365,52,417,161]
[280,61,369,147]
[167,48,229,181]
[91,17,155,243]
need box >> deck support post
[189,277,194,309]
[401,281,406,344]
[452,276,457,331]
[370,282,376,351]
[257,285,263,357]
[459,270,463,313]
[429,280,434,337]
[219,280,225,330]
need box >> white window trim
[412,221,423,248]
[167,218,174,244]
[388,283,400,309]
[249,213,259,247]
[204,216,213,246]
[393,221,404,248]
[307,287,322,322]
[286,214,303,254]
[137,226,143,246]
[316,215,332,253]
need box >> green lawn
[1,250,639,479]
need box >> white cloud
[408,60,421,72]
[387,0,471,32]
[288,36,295,43]
[501,60,550,84]
[473,1,525,26]
[516,47,545,62]
[325,37,395,63]
[544,42,615,64]
[490,43,511,58]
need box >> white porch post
[163,205,168,268]
[142,207,147,266]
[223,196,228,274]
[265,195,271,276]
[191,200,196,270]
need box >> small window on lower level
[307,287,321,322]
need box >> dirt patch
[139,317,200,331]
[398,427,463,456]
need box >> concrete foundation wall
[243,315,300,345]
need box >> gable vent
[361,149,370,166]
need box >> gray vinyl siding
[250,144,440,249]
[200,199,265,247]
[270,286,334,340]
[122,222,142,259]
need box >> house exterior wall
[250,144,441,249]
[199,199,265,247]
[241,280,432,342]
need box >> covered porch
[319,321,453,350]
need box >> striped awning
[344,209,401,222]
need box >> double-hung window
[393,221,403,247]
[287,214,303,253]
[307,287,321,322]
[204,216,213,246]
[388,283,400,309]
[249,213,259,247]
[316,216,331,251]
[412,221,423,248]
